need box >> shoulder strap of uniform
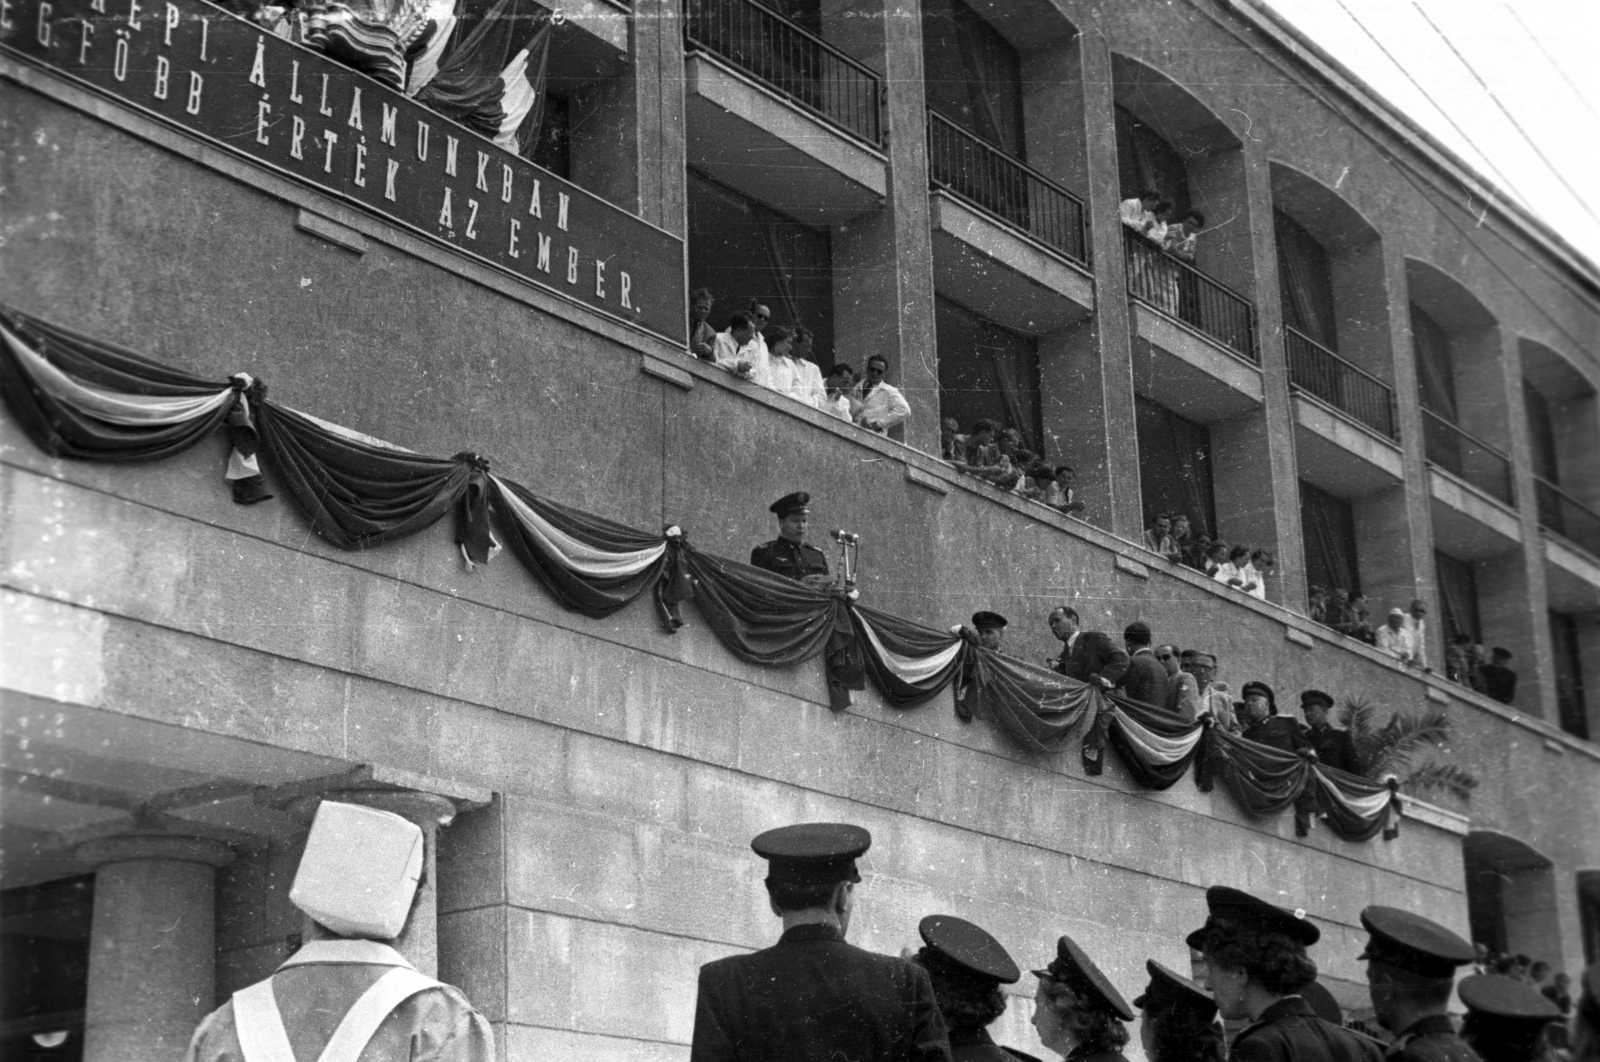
[315,967,440,1062]
[233,980,297,1062]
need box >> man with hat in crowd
[1133,959,1226,1062]
[1458,974,1563,1062]
[913,914,1040,1062]
[1195,885,1383,1061]
[751,492,833,589]
[962,612,1010,654]
[1302,690,1362,774]
[184,800,495,1062]
[1357,906,1479,1062]
[1237,682,1312,756]
[1030,936,1135,1062]
[690,823,952,1062]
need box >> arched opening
[1464,831,1565,969]
[1111,53,1250,300]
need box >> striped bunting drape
[0,300,1406,845]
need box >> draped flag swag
[0,302,1408,843]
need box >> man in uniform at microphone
[185,799,494,1062]
[751,492,834,589]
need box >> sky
[1261,0,1600,274]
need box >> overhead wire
[1325,0,1535,211]
[1408,0,1600,231]
[1499,2,1600,126]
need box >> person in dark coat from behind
[690,823,952,1062]
[1133,960,1225,1062]
[1117,621,1169,708]
[914,915,1041,1062]
[1458,975,1563,1062]
[1359,905,1480,1062]
[1031,936,1135,1062]
[1198,886,1383,1062]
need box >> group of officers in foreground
[191,802,1589,1062]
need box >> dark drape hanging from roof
[1299,480,1359,595]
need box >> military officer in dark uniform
[1031,936,1135,1062]
[1132,959,1225,1062]
[913,914,1041,1062]
[1458,975,1562,1062]
[1197,886,1383,1062]
[970,612,1010,653]
[1302,690,1362,774]
[1358,905,1479,1062]
[750,492,832,588]
[689,823,952,1062]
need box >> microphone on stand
[830,529,859,544]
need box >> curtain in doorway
[1410,303,1457,421]
[1274,210,1335,349]
[1299,481,1358,594]
[1434,550,1480,643]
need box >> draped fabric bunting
[0,301,1407,845]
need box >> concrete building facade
[2,0,1598,1058]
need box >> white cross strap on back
[232,966,441,1062]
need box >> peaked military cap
[971,611,1009,631]
[1459,974,1562,1021]
[1132,959,1215,1021]
[918,914,1021,984]
[1240,681,1278,715]
[1300,689,1335,710]
[1357,906,1475,978]
[769,492,812,517]
[1205,885,1320,946]
[752,822,869,886]
[1033,935,1135,1021]
[1185,921,1212,951]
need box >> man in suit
[1048,606,1130,689]
[750,492,832,589]
[1117,621,1169,707]
[1301,689,1361,774]
[1358,906,1480,1062]
[690,823,952,1062]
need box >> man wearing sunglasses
[851,355,911,435]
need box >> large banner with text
[1,0,686,341]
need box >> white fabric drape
[855,616,964,685]
[491,476,666,577]
[2,321,234,425]
[1106,706,1204,764]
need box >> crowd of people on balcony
[1120,190,1207,321]
[941,419,1086,517]
[1140,514,1275,601]
[687,288,911,435]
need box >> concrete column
[290,790,459,976]
[77,835,235,1062]
[1231,142,1304,607]
[1490,329,1557,717]
[634,0,687,236]
[825,0,939,454]
[1059,29,1142,539]
[1373,241,1433,631]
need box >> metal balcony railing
[1285,326,1398,440]
[1536,477,1600,557]
[926,110,1089,267]
[1422,409,1515,506]
[1122,227,1256,363]
[684,0,883,146]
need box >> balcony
[1286,327,1396,440]
[1536,478,1600,559]
[926,111,1087,267]
[1123,228,1256,364]
[685,0,882,146]
[1422,410,1514,507]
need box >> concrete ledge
[295,209,368,256]
[1428,468,1522,553]
[1292,394,1404,498]
[1426,687,1452,704]
[1131,304,1263,423]
[1403,796,1470,836]
[904,465,949,496]
[1286,628,1314,648]
[1115,556,1151,579]
[928,192,1095,335]
[640,353,695,391]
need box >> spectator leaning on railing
[689,286,717,361]
[1119,621,1169,707]
[714,312,768,385]
[1156,644,1203,724]
[1376,608,1421,667]
[790,326,830,410]
[823,363,856,422]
